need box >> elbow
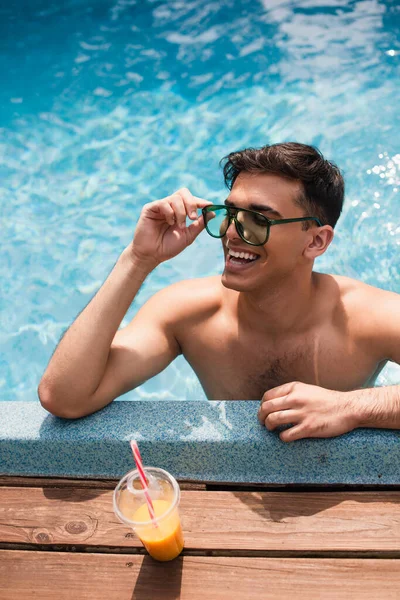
[38,379,86,420]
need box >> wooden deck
[1,476,400,599]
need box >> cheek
[271,231,306,254]
[264,238,305,268]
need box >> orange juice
[132,499,184,561]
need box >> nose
[225,216,240,241]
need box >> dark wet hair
[221,142,344,228]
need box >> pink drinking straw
[130,440,157,527]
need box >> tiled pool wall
[1,400,400,484]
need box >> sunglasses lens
[204,208,230,237]
[205,208,268,244]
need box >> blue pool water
[1,0,399,402]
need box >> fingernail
[191,212,197,219]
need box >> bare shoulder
[325,273,400,360]
[118,275,223,356]
[141,275,223,322]
[329,274,399,309]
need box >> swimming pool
[1,0,399,403]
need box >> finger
[186,216,206,243]
[169,195,188,229]
[258,396,291,423]
[192,195,214,219]
[192,195,214,207]
[145,200,177,225]
[263,409,299,431]
[176,188,197,220]
[175,188,213,214]
[279,425,305,443]
[157,202,177,227]
[177,188,201,220]
[262,381,298,402]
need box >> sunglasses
[202,205,323,247]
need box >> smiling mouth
[228,248,260,262]
[228,254,260,265]
[225,249,261,270]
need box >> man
[38,142,400,442]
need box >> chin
[221,270,257,292]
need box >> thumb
[186,216,206,244]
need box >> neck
[235,270,319,337]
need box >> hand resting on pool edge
[258,381,400,443]
[38,142,400,442]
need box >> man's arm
[38,251,181,419]
[38,189,212,419]
[349,288,400,430]
[258,287,400,442]
[349,385,400,429]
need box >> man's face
[220,172,314,292]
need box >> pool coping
[1,400,400,484]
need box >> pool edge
[1,400,399,484]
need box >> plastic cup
[113,467,184,561]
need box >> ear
[303,225,334,259]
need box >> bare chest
[181,323,380,400]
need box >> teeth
[229,249,258,260]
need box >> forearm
[349,385,400,430]
[39,247,156,408]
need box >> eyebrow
[224,199,283,219]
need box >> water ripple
[0,0,399,400]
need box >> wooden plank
[0,476,206,491]
[2,486,400,553]
[1,551,400,600]
[3,475,400,493]
[0,476,119,489]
